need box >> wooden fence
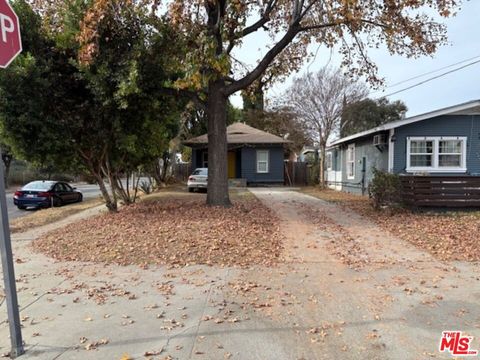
[284,161,316,186]
[173,163,191,182]
[400,176,480,207]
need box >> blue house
[184,123,290,185]
[326,100,480,194]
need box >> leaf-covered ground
[32,195,284,267]
[302,187,480,262]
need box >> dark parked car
[13,180,83,210]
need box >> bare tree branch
[224,25,300,95]
[282,67,368,185]
[226,0,277,54]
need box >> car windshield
[22,181,54,191]
[192,169,207,175]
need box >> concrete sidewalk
[0,197,307,359]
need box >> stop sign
[0,0,21,68]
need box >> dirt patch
[10,198,104,233]
[301,187,480,262]
[32,195,283,268]
[297,202,371,269]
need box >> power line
[384,54,480,89]
[376,58,480,98]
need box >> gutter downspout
[388,128,395,173]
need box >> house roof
[329,99,480,147]
[183,122,291,146]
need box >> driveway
[1,188,479,359]
[248,188,480,359]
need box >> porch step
[228,178,247,187]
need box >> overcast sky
[230,1,480,117]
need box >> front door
[228,151,236,178]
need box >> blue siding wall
[393,115,480,174]
[327,148,341,172]
[338,137,389,194]
[241,146,284,183]
[191,146,284,183]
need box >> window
[326,152,333,171]
[193,168,208,175]
[54,183,68,192]
[409,140,433,167]
[407,137,467,172]
[346,144,355,179]
[256,150,269,173]
[439,140,462,167]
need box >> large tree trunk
[3,157,11,188]
[206,81,231,207]
[94,172,117,212]
[319,142,326,188]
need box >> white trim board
[346,144,355,179]
[388,128,395,173]
[329,99,480,147]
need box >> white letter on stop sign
[0,13,14,43]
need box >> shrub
[139,180,153,195]
[368,168,403,210]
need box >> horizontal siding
[241,146,284,183]
[393,114,480,174]
[339,137,389,194]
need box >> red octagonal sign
[0,0,21,68]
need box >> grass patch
[10,198,104,233]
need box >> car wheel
[188,187,194,193]
[17,205,26,210]
[52,196,63,207]
[77,194,83,203]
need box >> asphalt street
[6,183,104,220]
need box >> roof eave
[328,99,480,147]
[184,141,291,146]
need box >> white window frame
[256,150,269,173]
[406,136,467,173]
[346,144,355,179]
[326,152,333,171]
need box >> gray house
[326,100,480,194]
[184,123,289,185]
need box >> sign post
[0,0,23,357]
[0,163,23,357]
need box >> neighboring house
[326,99,480,194]
[298,146,319,162]
[183,122,290,185]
